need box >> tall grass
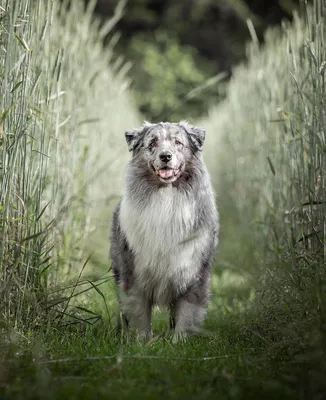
[1,0,325,342]
[0,0,139,330]
[204,0,325,275]
[202,0,326,360]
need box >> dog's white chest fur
[120,186,206,305]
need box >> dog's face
[125,121,206,184]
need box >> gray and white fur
[110,121,219,341]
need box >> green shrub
[128,31,225,121]
[0,0,139,329]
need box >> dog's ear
[180,121,206,151]
[188,126,206,151]
[125,127,142,152]
[125,122,154,152]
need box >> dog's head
[125,121,206,184]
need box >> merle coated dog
[110,121,219,341]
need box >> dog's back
[110,121,218,340]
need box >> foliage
[94,0,302,121]
[129,31,225,121]
[0,0,139,330]
[205,0,325,271]
[203,0,326,382]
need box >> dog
[110,121,219,341]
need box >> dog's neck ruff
[119,182,207,303]
[121,182,196,251]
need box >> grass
[204,2,325,272]
[1,285,324,400]
[1,270,325,399]
[0,0,139,330]
[0,306,309,400]
[0,0,325,398]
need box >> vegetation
[93,0,303,120]
[205,0,325,318]
[203,1,326,394]
[0,0,139,331]
[128,31,225,121]
[0,0,325,399]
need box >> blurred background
[87,0,302,121]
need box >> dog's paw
[137,330,153,342]
[172,331,189,344]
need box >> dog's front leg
[120,287,153,340]
[172,297,207,343]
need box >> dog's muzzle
[157,167,180,179]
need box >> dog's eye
[148,139,157,150]
[175,140,183,147]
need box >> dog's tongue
[158,168,173,179]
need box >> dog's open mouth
[157,167,181,180]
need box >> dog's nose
[159,152,172,163]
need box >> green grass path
[1,311,308,400]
